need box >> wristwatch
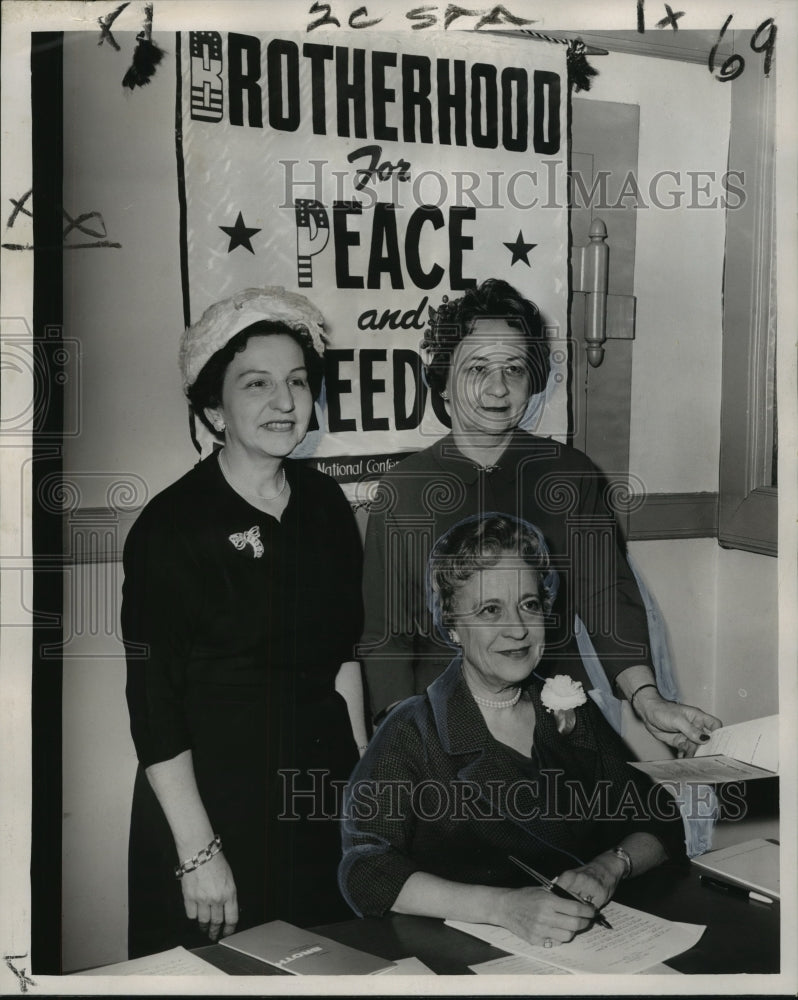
[612,846,633,879]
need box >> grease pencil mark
[307,2,534,32]
[97,2,131,51]
[4,955,35,994]
[2,194,122,250]
[6,189,32,228]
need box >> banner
[178,29,569,499]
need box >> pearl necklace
[219,452,287,502]
[472,688,522,709]
[462,666,522,709]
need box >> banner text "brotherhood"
[189,32,562,155]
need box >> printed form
[630,715,778,783]
[447,901,705,974]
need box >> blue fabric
[630,560,679,702]
[576,555,716,857]
[575,618,624,735]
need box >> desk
[195,862,779,976]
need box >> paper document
[469,955,683,975]
[692,837,780,898]
[220,919,395,974]
[630,756,775,783]
[470,955,571,974]
[696,716,779,772]
[377,956,435,975]
[640,963,684,974]
[630,715,778,783]
[447,902,705,974]
[77,946,226,976]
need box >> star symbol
[219,211,261,254]
[503,230,537,267]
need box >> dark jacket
[340,659,686,917]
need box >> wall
[61,565,136,972]
[59,36,779,971]
[579,51,778,721]
[712,546,780,723]
[628,539,778,724]
[61,32,186,972]
[62,32,191,508]
[579,51,728,494]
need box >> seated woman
[340,514,685,947]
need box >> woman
[341,514,685,943]
[123,287,367,958]
[361,278,720,753]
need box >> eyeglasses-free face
[206,333,314,462]
[449,557,546,698]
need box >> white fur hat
[179,286,327,390]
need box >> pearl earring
[440,390,449,401]
[215,421,225,432]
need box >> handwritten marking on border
[4,955,36,994]
[3,194,122,251]
[656,4,685,30]
[7,189,33,228]
[637,4,777,80]
[97,2,130,51]
[307,2,534,32]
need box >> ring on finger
[584,894,594,903]
[543,938,553,949]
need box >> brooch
[541,675,587,735]
[229,525,264,558]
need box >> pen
[508,855,614,930]
[549,878,614,930]
[699,875,774,905]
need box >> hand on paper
[555,855,624,909]
[181,851,239,941]
[633,689,722,755]
[494,886,594,947]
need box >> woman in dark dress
[123,287,367,958]
[341,514,685,941]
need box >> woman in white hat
[122,288,367,957]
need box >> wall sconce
[572,218,636,367]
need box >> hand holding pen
[509,856,614,930]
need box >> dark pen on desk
[508,855,614,930]
[699,874,774,905]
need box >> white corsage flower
[541,676,587,735]
[541,675,587,711]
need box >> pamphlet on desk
[691,837,780,899]
[219,920,396,975]
[628,715,778,783]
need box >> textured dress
[340,659,686,916]
[123,452,363,957]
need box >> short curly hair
[186,321,324,444]
[427,513,559,637]
[420,278,550,398]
